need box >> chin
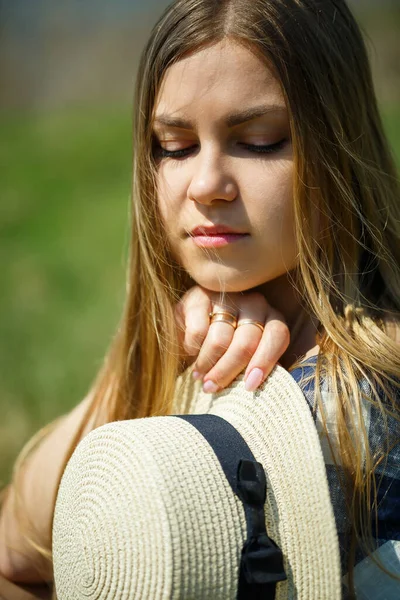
[188,269,272,294]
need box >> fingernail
[203,380,219,394]
[245,368,264,392]
[192,371,203,380]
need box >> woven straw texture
[53,365,341,599]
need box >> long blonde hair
[5,0,400,595]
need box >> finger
[243,310,290,391]
[193,294,239,376]
[194,319,237,379]
[200,293,267,391]
[202,321,264,392]
[178,287,212,357]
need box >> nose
[187,147,238,205]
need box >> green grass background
[0,103,399,484]
[0,109,131,483]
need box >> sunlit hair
[3,0,400,595]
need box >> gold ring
[209,311,238,329]
[236,319,265,333]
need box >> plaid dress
[290,356,400,599]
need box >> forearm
[0,395,94,583]
[0,572,53,599]
[0,479,53,583]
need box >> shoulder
[289,355,400,467]
[290,356,400,596]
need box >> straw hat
[52,364,341,599]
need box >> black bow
[175,415,287,600]
[236,459,287,599]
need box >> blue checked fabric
[290,356,400,599]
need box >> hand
[175,286,290,393]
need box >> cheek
[156,172,189,266]
[157,174,176,231]
[155,180,182,264]
[156,167,186,227]
[249,161,294,228]
[275,165,295,240]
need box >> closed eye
[156,146,197,159]
[155,138,289,160]
[240,139,289,154]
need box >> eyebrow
[153,104,287,129]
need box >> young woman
[1,0,399,598]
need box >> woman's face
[154,39,296,292]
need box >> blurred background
[1,0,399,483]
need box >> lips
[190,224,245,236]
[189,224,249,248]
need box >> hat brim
[53,365,341,599]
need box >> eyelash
[156,138,288,159]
